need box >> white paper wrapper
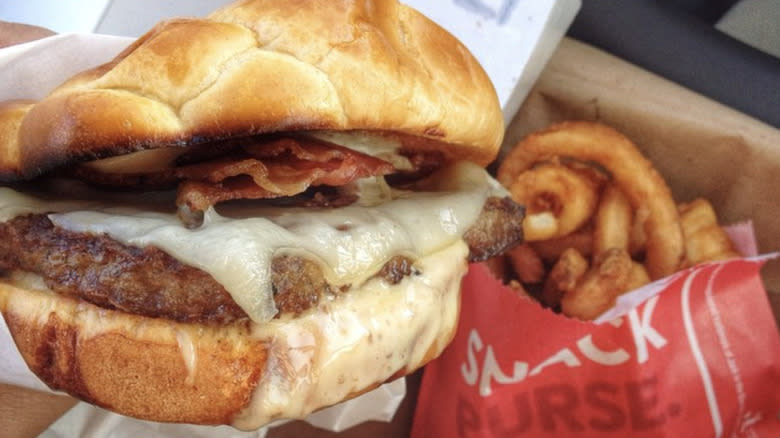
[0,2,579,434]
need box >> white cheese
[0,162,504,323]
[234,240,467,429]
[305,131,413,170]
[81,147,185,174]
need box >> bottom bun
[0,241,467,430]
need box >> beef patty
[0,196,523,324]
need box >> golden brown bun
[0,238,464,429]
[0,101,33,177]
[1,284,266,425]
[0,0,503,180]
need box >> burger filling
[0,133,524,324]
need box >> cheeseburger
[0,0,523,429]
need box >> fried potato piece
[498,121,745,322]
[507,243,546,284]
[508,163,600,241]
[498,121,684,279]
[629,204,650,257]
[542,247,589,309]
[679,198,740,265]
[593,184,632,256]
[531,222,594,263]
[560,248,634,320]
[627,261,651,291]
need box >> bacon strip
[69,136,397,226]
[174,137,394,225]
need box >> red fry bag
[412,257,780,437]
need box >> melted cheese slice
[235,240,467,429]
[0,162,504,323]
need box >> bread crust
[0,0,503,179]
[1,283,265,424]
[0,101,33,179]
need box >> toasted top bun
[0,0,503,180]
